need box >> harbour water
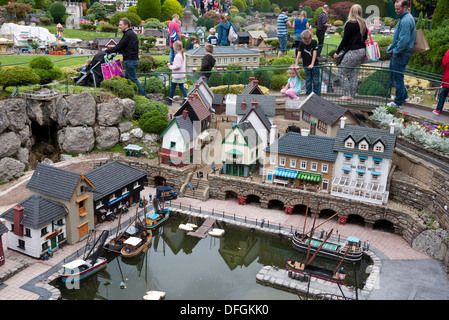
[52,214,371,300]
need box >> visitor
[315,4,332,57]
[168,14,186,63]
[292,11,309,58]
[105,18,148,98]
[189,35,199,49]
[333,4,367,102]
[200,43,216,83]
[277,7,291,57]
[80,58,92,71]
[433,48,449,115]
[280,66,301,99]
[194,0,201,12]
[386,0,415,109]
[200,0,206,16]
[162,40,187,106]
[295,29,320,96]
[207,28,218,45]
[222,0,230,15]
[213,0,220,12]
[217,14,231,46]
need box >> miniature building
[0,195,68,258]
[96,37,122,52]
[235,32,250,45]
[84,161,148,222]
[159,109,200,167]
[26,163,96,245]
[240,77,264,95]
[264,131,337,191]
[221,121,262,177]
[247,30,267,47]
[330,119,398,204]
[212,93,225,114]
[0,221,7,266]
[185,46,260,73]
[180,26,206,44]
[234,94,276,124]
[292,93,360,137]
[187,77,215,112]
[143,28,169,49]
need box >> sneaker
[432,110,441,115]
[162,98,172,106]
[387,102,400,108]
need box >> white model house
[0,195,68,259]
[330,118,398,204]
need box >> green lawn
[42,25,116,40]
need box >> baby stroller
[74,51,116,88]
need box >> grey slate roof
[1,194,68,229]
[26,163,83,202]
[0,220,8,236]
[236,94,276,117]
[333,125,397,159]
[235,121,262,148]
[240,79,263,95]
[239,105,272,132]
[172,113,200,142]
[84,161,148,201]
[265,132,338,162]
[300,93,358,126]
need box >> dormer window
[345,138,354,148]
[359,141,369,151]
[374,142,384,152]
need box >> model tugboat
[60,230,109,283]
[292,200,363,262]
[144,197,169,230]
[121,213,152,258]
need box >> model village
[0,71,448,301]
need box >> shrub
[33,68,63,84]
[39,16,51,25]
[101,24,115,32]
[137,0,161,20]
[81,23,97,30]
[270,74,289,90]
[302,0,325,11]
[161,0,183,22]
[29,56,53,70]
[223,72,239,85]
[259,0,270,12]
[0,66,40,90]
[134,95,168,119]
[137,55,158,73]
[238,70,254,84]
[253,69,274,88]
[232,0,246,12]
[208,73,223,87]
[138,110,168,134]
[270,56,296,75]
[144,76,165,94]
[359,70,390,97]
[49,2,66,23]
[330,2,355,21]
[100,76,138,98]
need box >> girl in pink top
[162,40,187,106]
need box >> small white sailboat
[179,216,198,231]
[208,221,225,238]
[143,290,166,300]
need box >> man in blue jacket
[387,0,415,108]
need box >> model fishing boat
[104,208,139,252]
[292,199,363,262]
[144,198,169,230]
[208,220,225,238]
[120,231,152,258]
[286,229,349,285]
[61,230,109,283]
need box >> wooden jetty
[187,218,216,238]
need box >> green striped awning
[296,171,322,182]
[225,149,243,155]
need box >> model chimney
[340,116,347,129]
[183,109,188,120]
[253,80,259,86]
[301,128,310,136]
[241,99,246,111]
[390,120,396,134]
[13,205,24,237]
[270,125,277,145]
[251,99,258,108]
[249,76,255,82]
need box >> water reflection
[53,214,370,300]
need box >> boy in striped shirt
[277,7,291,57]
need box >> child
[162,40,187,106]
[189,35,199,49]
[281,66,301,99]
[433,48,449,115]
[207,28,218,46]
[80,58,92,72]
[295,29,320,96]
[200,43,216,82]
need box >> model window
[359,142,368,150]
[374,145,384,152]
[345,141,354,148]
[279,157,286,167]
[344,156,352,163]
[133,181,140,189]
[311,162,318,171]
[318,120,328,133]
[79,200,87,216]
[41,227,48,237]
[25,228,31,238]
[230,58,235,63]
[122,188,128,195]
[321,163,328,173]
[302,112,310,123]
[359,158,366,165]
[170,141,176,149]
[290,159,297,168]
[193,59,197,64]
[373,160,381,167]
[300,160,307,170]
[269,155,276,165]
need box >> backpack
[228,24,238,43]
[170,27,179,43]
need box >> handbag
[412,29,429,54]
[101,57,124,80]
[364,27,380,63]
[335,50,346,65]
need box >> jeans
[389,53,411,106]
[124,59,147,97]
[278,34,288,53]
[436,86,449,112]
[305,67,320,96]
[169,82,187,99]
[316,30,325,57]
[169,47,175,63]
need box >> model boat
[120,231,152,258]
[144,198,169,230]
[61,230,109,282]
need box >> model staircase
[180,172,210,201]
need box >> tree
[49,2,67,23]
[138,110,168,134]
[430,0,449,30]
[161,0,183,22]
[0,66,40,90]
[4,1,32,20]
[90,2,108,20]
[232,0,246,12]
[137,0,161,20]
[109,11,142,26]
[259,0,270,12]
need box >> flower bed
[372,106,449,154]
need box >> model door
[51,237,57,249]
[310,122,316,135]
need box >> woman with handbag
[333,4,367,101]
